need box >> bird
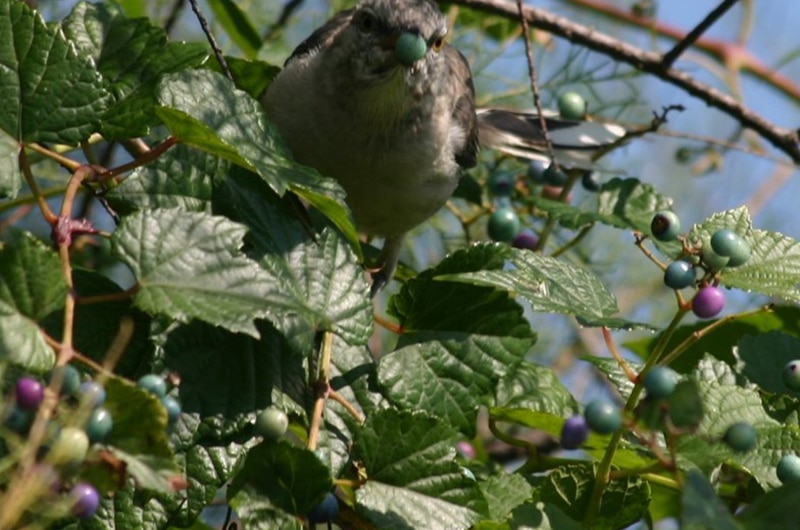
[263,0,625,294]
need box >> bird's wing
[476,108,626,168]
[445,45,479,170]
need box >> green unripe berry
[47,427,89,467]
[710,228,750,267]
[782,360,800,391]
[642,366,678,400]
[395,32,426,66]
[777,454,800,484]
[487,207,521,243]
[557,91,586,120]
[723,422,757,453]
[651,211,681,241]
[255,407,289,441]
[584,400,622,434]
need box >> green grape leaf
[739,482,800,530]
[229,488,302,530]
[677,382,800,489]
[353,410,486,529]
[624,305,800,373]
[439,248,649,329]
[258,227,373,350]
[39,269,152,378]
[110,208,276,337]
[229,442,332,514]
[494,361,579,417]
[106,144,222,214]
[0,0,110,144]
[61,1,208,138]
[376,332,532,436]
[163,320,305,442]
[738,332,800,398]
[681,470,742,530]
[536,463,650,530]
[688,206,800,302]
[479,473,534,522]
[154,69,360,254]
[389,243,533,338]
[489,408,657,470]
[207,0,262,58]
[0,231,68,369]
[0,129,19,198]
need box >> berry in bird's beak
[394,32,427,66]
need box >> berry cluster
[3,368,179,520]
[559,364,760,458]
[650,211,751,319]
[484,92,604,251]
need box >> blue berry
[723,422,756,453]
[394,32,426,66]
[777,454,800,484]
[783,360,800,391]
[78,381,106,409]
[137,374,167,398]
[487,207,521,243]
[307,492,339,523]
[161,396,181,426]
[543,164,568,186]
[85,408,113,443]
[664,260,696,289]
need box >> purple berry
[71,482,100,519]
[15,377,44,411]
[560,415,589,449]
[692,285,725,318]
[512,231,538,251]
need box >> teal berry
[663,260,696,289]
[161,396,181,426]
[701,241,730,270]
[487,207,521,243]
[487,171,515,196]
[710,228,750,267]
[581,171,601,192]
[528,159,547,183]
[557,91,586,120]
[307,492,339,524]
[255,407,288,441]
[85,407,113,443]
[692,285,725,319]
[49,364,81,396]
[723,422,757,453]
[782,360,800,391]
[137,374,167,398]
[394,32,426,66]
[642,366,678,400]
[543,163,568,186]
[650,211,681,241]
[584,400,622,434]
[777,454,800,484]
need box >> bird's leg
[369,234,405,297]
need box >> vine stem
[307,332,334,451]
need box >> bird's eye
[355,11,377,33]
[431,37,444,51]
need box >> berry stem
[602,327,637,382]
[307,332,334,451]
